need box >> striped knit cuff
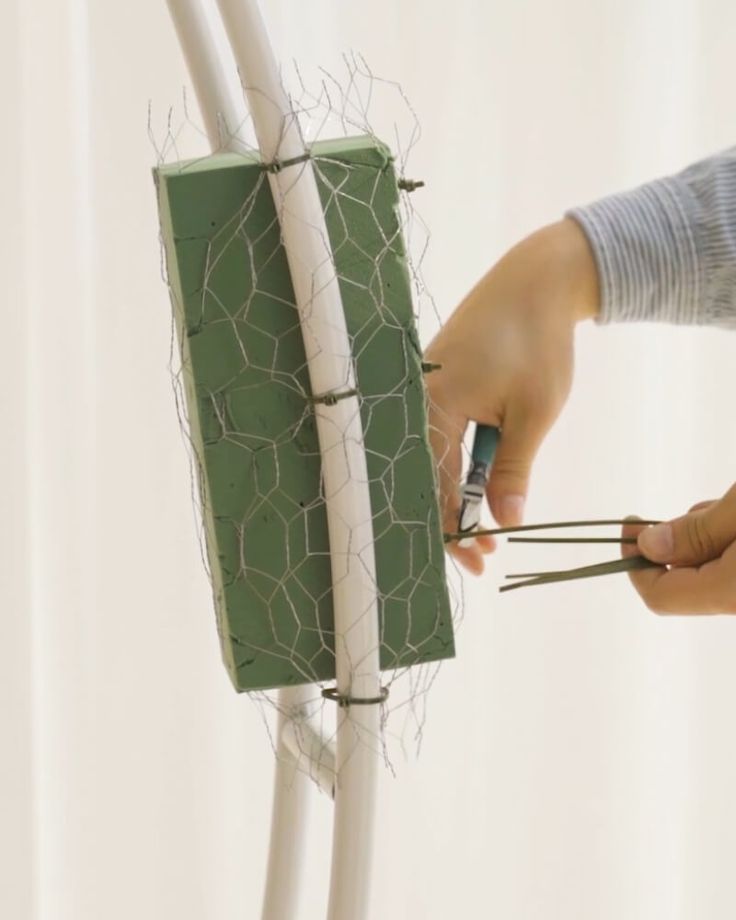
[566,175,704,326]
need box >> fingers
[448,532,497,576]
[621,516,651,561]
[485,398,548,528]
[638,482,736,566]
[426,396,497,574]
[621,515,669,608]
[622,515,736,615]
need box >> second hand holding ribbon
[454,422,663,591]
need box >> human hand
[424,218,600,574]
[621,484,736,614]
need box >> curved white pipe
[260,684,314,920]
[165,0,249,152]
[213,3,382,919]
[164,4,316,919]
[281,716,336,799]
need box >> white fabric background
[3,1,736,917]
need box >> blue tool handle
[457,423,501,536]
[472,424,500,467]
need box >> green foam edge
[154,136,454,692]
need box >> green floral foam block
[155,137,453,691]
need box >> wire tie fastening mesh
[398,178,425,192]
[321,686,390,708]
[421,362,442,373]
[262,152,312,173]
[307,387,359,407]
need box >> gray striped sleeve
[566,146,736,329]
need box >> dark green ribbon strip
[500,555,663,593]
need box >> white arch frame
[164,2,383,918]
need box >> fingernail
[458,536,475,549]
[500,494,525,526]
[639,522,673,560]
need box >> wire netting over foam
[152,56,464,784]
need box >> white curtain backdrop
[4,1,736,917]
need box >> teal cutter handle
[457,423,500,536]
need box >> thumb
[485,406,545,528]
[638,482,736,565]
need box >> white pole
[164,4,316,919]
[213,3,383,919]
[165,0,249,152]
[260,684,314,919]
[280,712,336,799]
